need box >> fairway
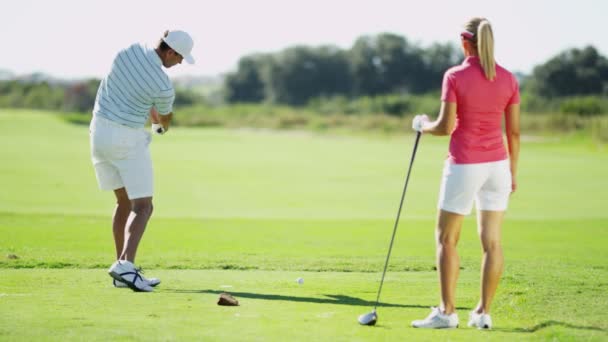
[1,110,607,341]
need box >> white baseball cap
[162,30,195,64]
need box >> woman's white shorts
[89,116,153,200]
[438,159,511,215]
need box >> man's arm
[150,107,161,124]
[158,112,173,133]
[150,107,173,134]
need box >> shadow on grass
[497,320,607,333]
[166,289,470,310]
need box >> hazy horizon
[2,0,607,80]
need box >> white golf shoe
[411,307,459,329]
[468,311,492,329]
[113,277,161,288]
[108,260,154,292]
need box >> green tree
[419,42,462,92]
[62,79,99,112]
[531,46,608,97]
[0,81,26,107]
[348,33,426,95]
[267,46,352,105]
[224,55,269,103]
[23,82,63,109]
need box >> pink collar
[463,56,480,65]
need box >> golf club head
[358,310,378,326]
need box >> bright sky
[1,0,606,79]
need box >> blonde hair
[464,18,496,81]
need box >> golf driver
[358,131,422,326]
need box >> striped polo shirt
[93,43,175,128]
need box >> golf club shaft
[373,131,421,310]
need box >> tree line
[225,36,608,105]
[224,33,461,105]
[0,33,607,113]
[0,78,201,113]
[527,46,608,97]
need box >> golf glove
[151,123,166,135]
[412,114,430,133]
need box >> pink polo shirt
[441,56,520,164]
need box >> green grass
[1,109,607,341]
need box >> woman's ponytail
[464,18,496,81]
[477,20,496,81]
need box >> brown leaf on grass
[217,292,239,306]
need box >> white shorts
[438,159,511,215]
[89,116,153,200]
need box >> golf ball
[296,277,304,285]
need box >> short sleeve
[441,71,457,103]
[154,88,175,115]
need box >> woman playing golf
[410,17,520,329]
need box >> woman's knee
[481,237,502,252]
[436,210,464,247]
[436,229,459,248]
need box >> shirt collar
[147,44,163,67]
[463,56,480,66]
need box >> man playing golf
[89,30,195,292]
[410,17,520,329]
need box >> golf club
[358,131,422,326]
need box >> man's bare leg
[112,188,131,259]
[119,197,153,263]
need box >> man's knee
[114,188,131,209]
[131,198,153,217]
